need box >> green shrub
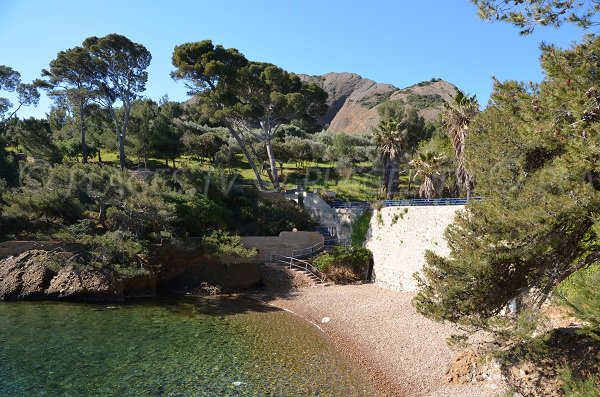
[351,209,372,247]
[556,264,600,340]
[560,368,600,397]
[313,246,372,284]
[313,246,372,272]
[201,230,256,258]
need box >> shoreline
[255,283,504,397]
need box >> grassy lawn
[59,151,419,201]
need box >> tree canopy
[83,34,152,169]
[171,40,327,190]
[472,0,600,34]
[414,35,600,341]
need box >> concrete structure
[365,205,463,291]
[241,231,324,261]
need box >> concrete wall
[365,206,463,292]
[241,231,324,261]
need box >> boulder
[0,251,57,300]
[46,266,125,302]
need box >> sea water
[0,296,373,397]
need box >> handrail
[328,197,482,209]
[291,241,324,258]
[324,238,351,247]
[269,253,326,284]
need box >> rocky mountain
[299,72,459,134]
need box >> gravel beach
[262,283,506,397]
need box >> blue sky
[0,0,588,119]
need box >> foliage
[201,230,256,258]
[0,65,40,132]
[409,151,448,199]
[39,45,97,163]
[171,40,327,190]
[351,210,372,247]
[414,35,600,343]
[171,194,230,238]
[406,93,445,110]
[312,246,372,283]
[82,34,152,169]
[560,368,600,397]
[472,0,600,34]
[373,118,404,197]
[556,263,600,340]
[442,90,478,198]
[13,117,62,163]
[226,189,315,236]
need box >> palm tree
[410,152,448,199]
[374,118,405,198]
[442,90,479,198]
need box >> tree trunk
[98,151,102,163]
[172,159,176,169]
[79,101,88,164]
[383,157,399,199]
[143,154,147,169]
[265,140,280,190]
[227,126,267,190]
[118,131,126,170]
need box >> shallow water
[0,296,374,397]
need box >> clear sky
[0,0,588,119]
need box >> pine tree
[414,35,600,339]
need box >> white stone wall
[365,205,463,291]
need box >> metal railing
[328,197,482,209]
[291,241,325,259]
[382,197,481,207]
[324,238,351,247]
[269,253,326,284]
[315,225,337,237]
[328,200,371,209]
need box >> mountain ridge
[298,72,458,133]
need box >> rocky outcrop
[45,266,125,301]
[0,250,57,299]
[0,250,157,302]
[299,72,458,133]
[0,243,264,302]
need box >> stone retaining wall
[241,231,323,261]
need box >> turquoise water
[0,296,374,397]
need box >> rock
[122,273,158,298]
[445,349,480,384]
[298,72,458,133]
[46,266,125,302]
[0,250,57,300]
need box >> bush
[201,230,256,258]
[351,209,372,247]
[313,246,372,283]
[560,368,600,397]
[556,264,600,340]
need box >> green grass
[79,151,418,201]
[351,210,373,247]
